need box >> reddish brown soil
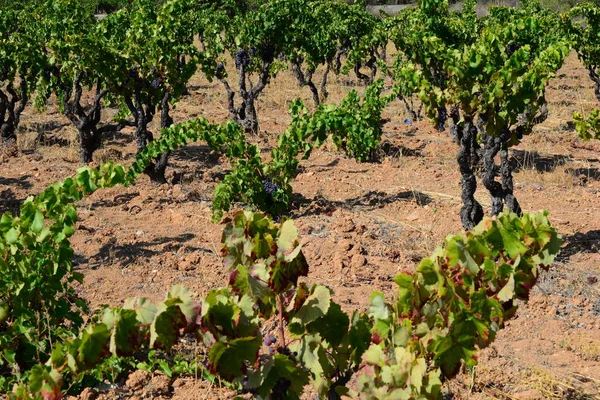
[1,52,600,399]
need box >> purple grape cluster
[506,43,521,57]
[128,66,138,78]
[235,49,251,70]
[263,335,277,346]
[215,62,225,79]
[151,78,162,89]
[263,179,281,195]
[437,107,447,132]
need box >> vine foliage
[7,203,560,399]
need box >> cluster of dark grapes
[128,66,139,78]
[151,78,163,89]
[437,107,448,132]
[271,377,292,398]
[506,43,521,57]
[0,66,8,80]
[215,62,225,79]
[263,334,277,355]
[43,66,59,81]
[235,49,251,70]
[249,47,257,57]
[263,179,281,196]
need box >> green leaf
[291,285,331,326]
[369,291,389,320]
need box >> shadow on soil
[77,233,204,269]
[291,189,432,217]
[0,175,33,215]
[565,167,600,181]
[372,140,425,161]
[90,192,140,208]
[0,189,24,215]
[558,230,600,261]
[0,175,33,189]
[510,149,569,173]
[170,144,223,167]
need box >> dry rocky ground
[1,52,600,399]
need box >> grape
[249,47,257,57]
[437,108,447,132]
[129,66,138,77]
[151,79,162,89]
[506,43,521,57]
[235,49,250,70]
[263,335,276,346]
[215,63,225,79]
[263,179,280,195]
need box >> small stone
[126,370,151,391]
[350,254,366,270]
[337,217,356,233]
[338,239,353,252]
[79,388,97,400]
[172,378,185,388]
[136,230,144,237]
[148,374,171,396]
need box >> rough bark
[320,62,331,101]
[481,133,505,216]
[143,91,172,184]
[397,95,423,122]
[291,60,320,108]
[62,74,110,163]
[457,116,484,230]
[500,142,522,216]
[0,77,27,146]
[220,59,272,134]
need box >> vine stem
[277,294,286,348]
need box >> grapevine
[7,208,560,399]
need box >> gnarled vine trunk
[456,115,484,230]
[221,59,272,134]
[143,91,172,184]
[62,73,131,163]
[353,53,377,86]
[291,60,320,108]
[0,77,27,146]
[589,68,600,102]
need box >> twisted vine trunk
[354,49,377,85]
[221,59,272,134]
[0,77,27,146]
[500,143,521,216]
[398,95,423,122]
[127,86,156,153]
[62,73,132,163]
[320,62,331,102]
[481,133,505,216]
[589,68,600,102]
[457,116,484,230]
[143,92,172,184]
[291,61,320,108]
